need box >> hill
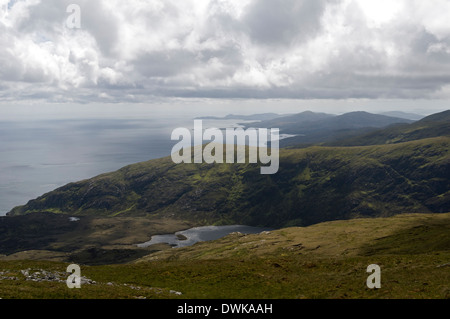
[379,111,424,121]
[8,136,450,227]
[327,110,450,147]
[244,111,413,147]
[244,110,335,132]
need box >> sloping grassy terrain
[8,137,450,228]
[1,213,448,299]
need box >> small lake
[137,225,272,248]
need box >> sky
[0,0,450,114]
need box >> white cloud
[0,0,450,103]
[408,0,450,41]
[355,0,404,27]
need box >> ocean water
[0,115,255,216]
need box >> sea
[0,107,263,216]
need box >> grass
[1,213,448,299]
[1,253,448,299]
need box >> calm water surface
[137,225,272,248]
[0,117,250,216]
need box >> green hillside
[8,136,450,227]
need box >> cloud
[242,0,330,47]
[0,0,450,103]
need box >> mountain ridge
[326,109,450,147]
[244,110,414,147]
